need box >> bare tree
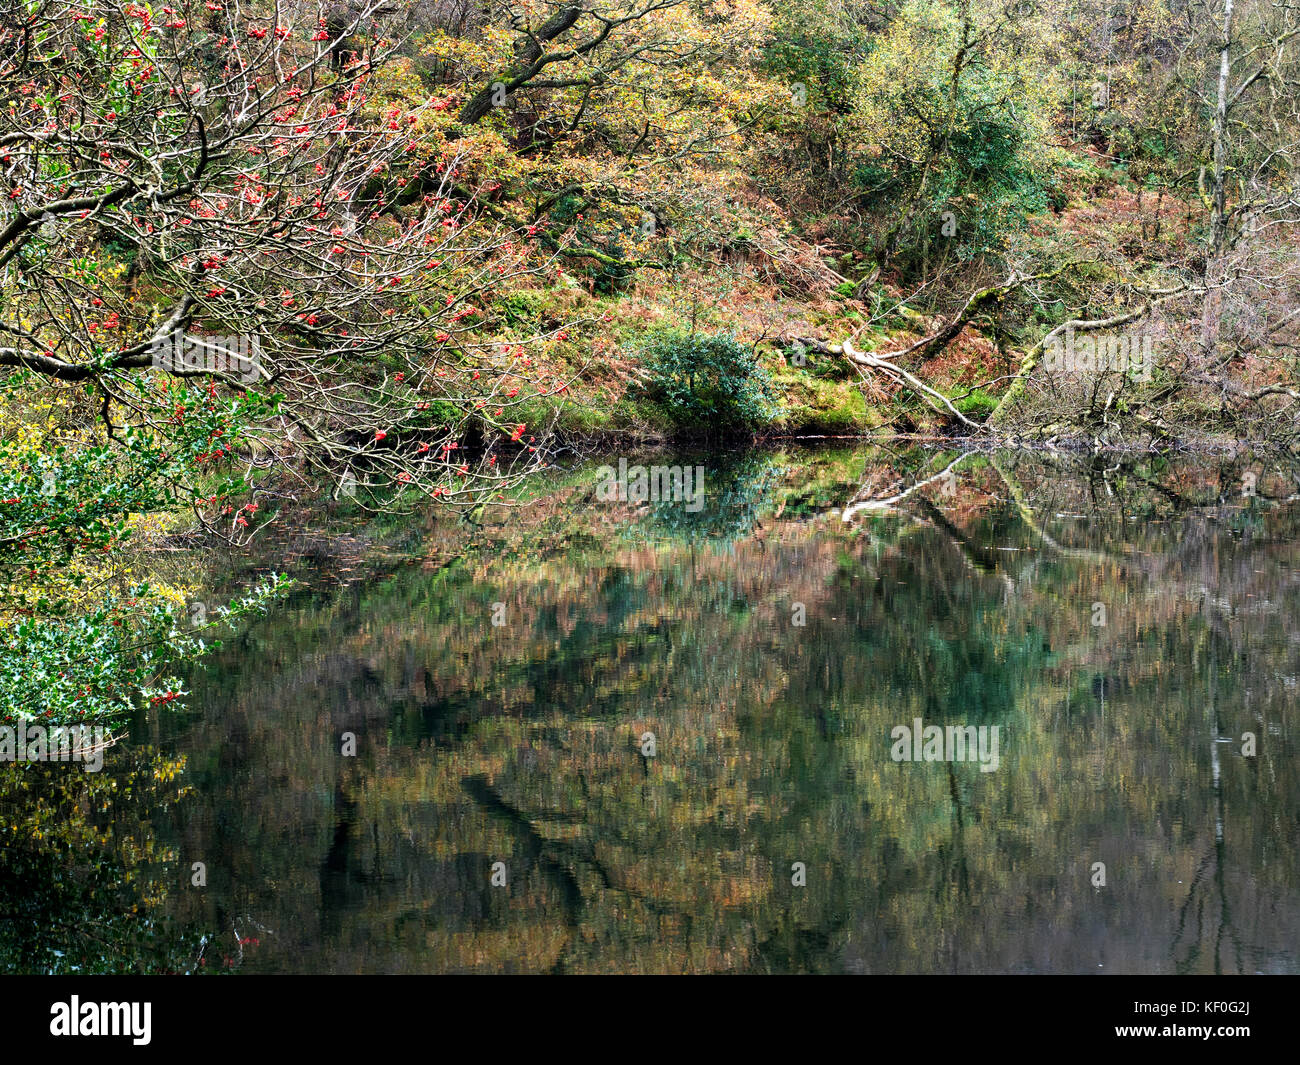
[0,0,581,530]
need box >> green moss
[955,389,999,419]
[772,375,875,433]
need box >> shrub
[630,330,778,435]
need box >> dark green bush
[630,329,779,435]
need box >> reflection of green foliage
[623,451,787,546]
[916,622,1045,722]
[0,751,200,974]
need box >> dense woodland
[2,0,1300,719]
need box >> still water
[4,445,1299,973]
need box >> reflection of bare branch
[914,496,1017,600]
[842,451,976,520]
[839,449,1020,596]
[989,456,1124,566]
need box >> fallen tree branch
[785,336,985,430]
[887,263,1079,363]
[987,284,1197,426]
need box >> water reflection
[3,446,1298,973]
